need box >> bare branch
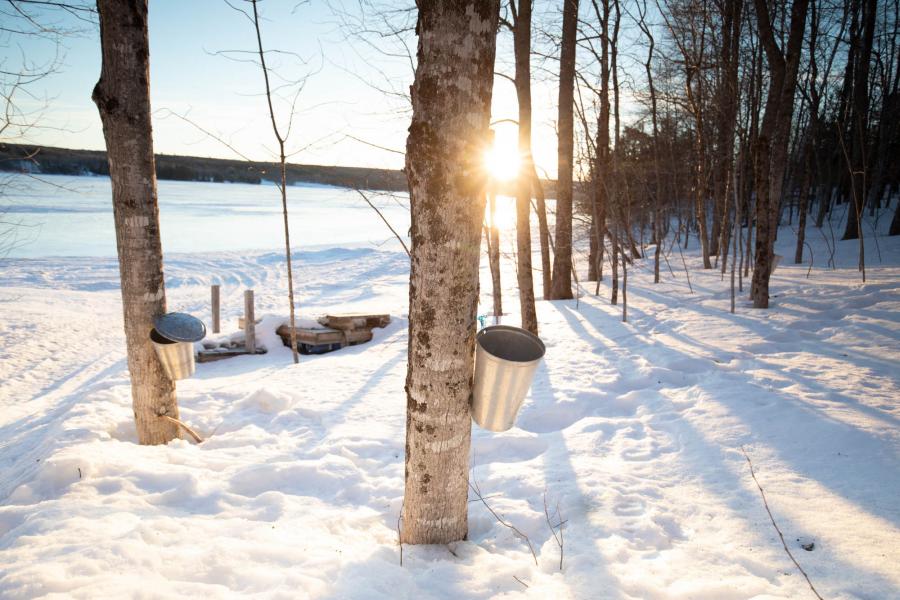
[740,447,824,600]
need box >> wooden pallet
[276,314,386,355]
[318,313,391,331]
[197,345,267,363]
[276,325,373,345]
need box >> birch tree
[401,0,500,545]
[92,0,179,444]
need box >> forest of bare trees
[398,0,899,543]
[539,0,900,309]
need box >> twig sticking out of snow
[160,415,203,444]
[740,446,824,600]
[469,472,538,566]
[513,575,529,588]
[543,492,565,571]
[397,511,403,567]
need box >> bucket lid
[153,312,207,343]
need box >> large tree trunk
[92,0,179,445]
[513,0,538,334]
[750,0,810,308]
[549,0,578,300]
[401,0,499,545]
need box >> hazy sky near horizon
[6,0,572,176]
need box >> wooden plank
[276,325,374,347]
[276,324,342,344]
[321,313,391,330]
[244,290,255,353]
[346,330,373,345]
[211,284,220,333]
[197,347,267,363]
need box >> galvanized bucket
[772,254,783,273]
[471,325,545,432]
[150,312,206,381]
[151,328,196,380]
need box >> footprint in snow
[613,495,647,517]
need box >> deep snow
[0,206,898,599]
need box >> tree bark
[549,0,578,300]
[750,0,810,308]
[401,0,499,545]
[92,0,179,445]
[513,0,538,334]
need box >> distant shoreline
[0,143,408,193]
[0,143,555,198]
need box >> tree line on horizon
[0,143,410,190]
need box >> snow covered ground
[1,211,898,599]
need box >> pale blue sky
[6,0,575,174]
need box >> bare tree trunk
[513,0,538,334]
[487,190,502,320]
[250,0,300,364]
[740,147,753,281]
[891,192,900,235]
[610,218,619,305]
[842,0,877,247]
[92,0,179,445]
[622,190,629,322]
[750,0,810,308]
[716,0,743,275]
[401,0,499,546]
[589,0,611,288]
[610,0,622,304]
[794,147,813,263]
[532,166,553,296]
[549,0,578,300]
[635,0,661,284]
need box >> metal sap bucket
[772,254,783,273]
[150,312,206,380]
[151,329,196,380]
[471,325,545,432]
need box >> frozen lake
[1,174,412,258]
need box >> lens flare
[484,139,521,182]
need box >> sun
[484,133,521,182]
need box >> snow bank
[1,217,898,598]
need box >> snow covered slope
[0,225,898,599]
